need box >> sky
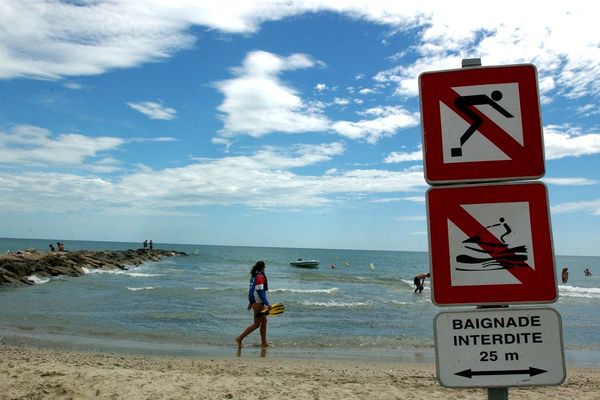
[1,1,600,256]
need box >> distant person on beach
[584,268,592,277]
[49,244,55,252]
[143,240,148,250]
[236,261,271,348]
[149,240,153,250]
[561,267,569,284]
[413,272,430,293]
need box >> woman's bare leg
[260,316,268,347]
[236,304,266,348]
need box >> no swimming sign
[419,64,545,185]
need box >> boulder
[0,249,185,288]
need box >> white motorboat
[290,259,320,268]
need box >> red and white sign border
[427,181,558,306]
[419,64,545,185]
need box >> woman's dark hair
[250,260,265,276]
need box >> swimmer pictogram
[451,91,514,157]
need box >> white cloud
[315,83,327,92]
[0,141,427,213]
[334,97,350,106]
[0,125,124,168]
[215,51,330,139]
[63,82,84,90]
[384,149,423,163]
[2,1,598,105]
[0,172,117,213]
[402,196,426,203]
[543,125,600,160]
[543,177,598,186]
[371,197,424,204]
[552,199,600,216]
[0,1,195,79]
[331,106,419,143]
[577,103,600,118]
[127,101,177,120]
[368,3,600,100]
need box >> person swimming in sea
[413,272,430,293]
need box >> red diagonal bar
[448,203,536,284]
[439,85,526,160]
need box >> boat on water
[290,258,320,268]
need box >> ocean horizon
[1,237,599,367]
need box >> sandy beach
[1,345,599,400]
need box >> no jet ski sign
[419,64,544,185]
[434,307,565,388]
[426,181,557,306]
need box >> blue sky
[1,1,599,255]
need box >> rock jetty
[0,249,186,287]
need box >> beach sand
[1,346,599,399]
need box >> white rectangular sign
[434,307,565,388]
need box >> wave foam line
[127,286,157,291]
[271,287,339,294]
[301,300,371,308]
[82,267,159,277]
[559,285,600,299]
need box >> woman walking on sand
[236,261,271,348]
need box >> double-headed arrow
[456,367,547,379]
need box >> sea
[1,237,599,366]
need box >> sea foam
[301,300,372,308]
[559,285,600,299]
[271,287,339,294]
[26,274,50,284]
[82,267,159,277]
[127,286,157,291]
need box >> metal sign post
[488,388,508,400]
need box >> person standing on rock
[149,240,153,250]
[143,240,148,250]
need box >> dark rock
[0,249,186,288]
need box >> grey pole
[461,57,508,400]
[488,387,509,400]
